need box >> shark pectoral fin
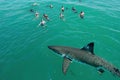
[81,42,94,55]
[97,68,105,74]
[62,56,72,75]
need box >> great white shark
[48,42,120,77]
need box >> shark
[48,42,120,77]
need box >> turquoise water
[0,0,120,80]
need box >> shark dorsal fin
[81,42,94,55]
[62,56,72,75]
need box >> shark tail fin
[102,61,120,77]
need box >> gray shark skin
[48,42,120,77]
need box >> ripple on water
[100,26,120,33]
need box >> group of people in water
[30,2,85,27]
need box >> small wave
[105,35,120,45]
[100,26,120,33]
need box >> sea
[0,0,120,80]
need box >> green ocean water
[0,0,120,80]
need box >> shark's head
[48,46,69,56]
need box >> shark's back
[66,47,102,67]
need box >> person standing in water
[43,14,49,21]
[80,11,85,19]
[72,7,77,13]
[35,11,39,18]
[32,2,39,6]
[30,9,34,12]
[61,6,64,12]
[39,19,46,26]
[59,13,64,19]
[49,4,53,8]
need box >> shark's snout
[48,46,58,52]
[48,46,61,54]
[48,46,53,50]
